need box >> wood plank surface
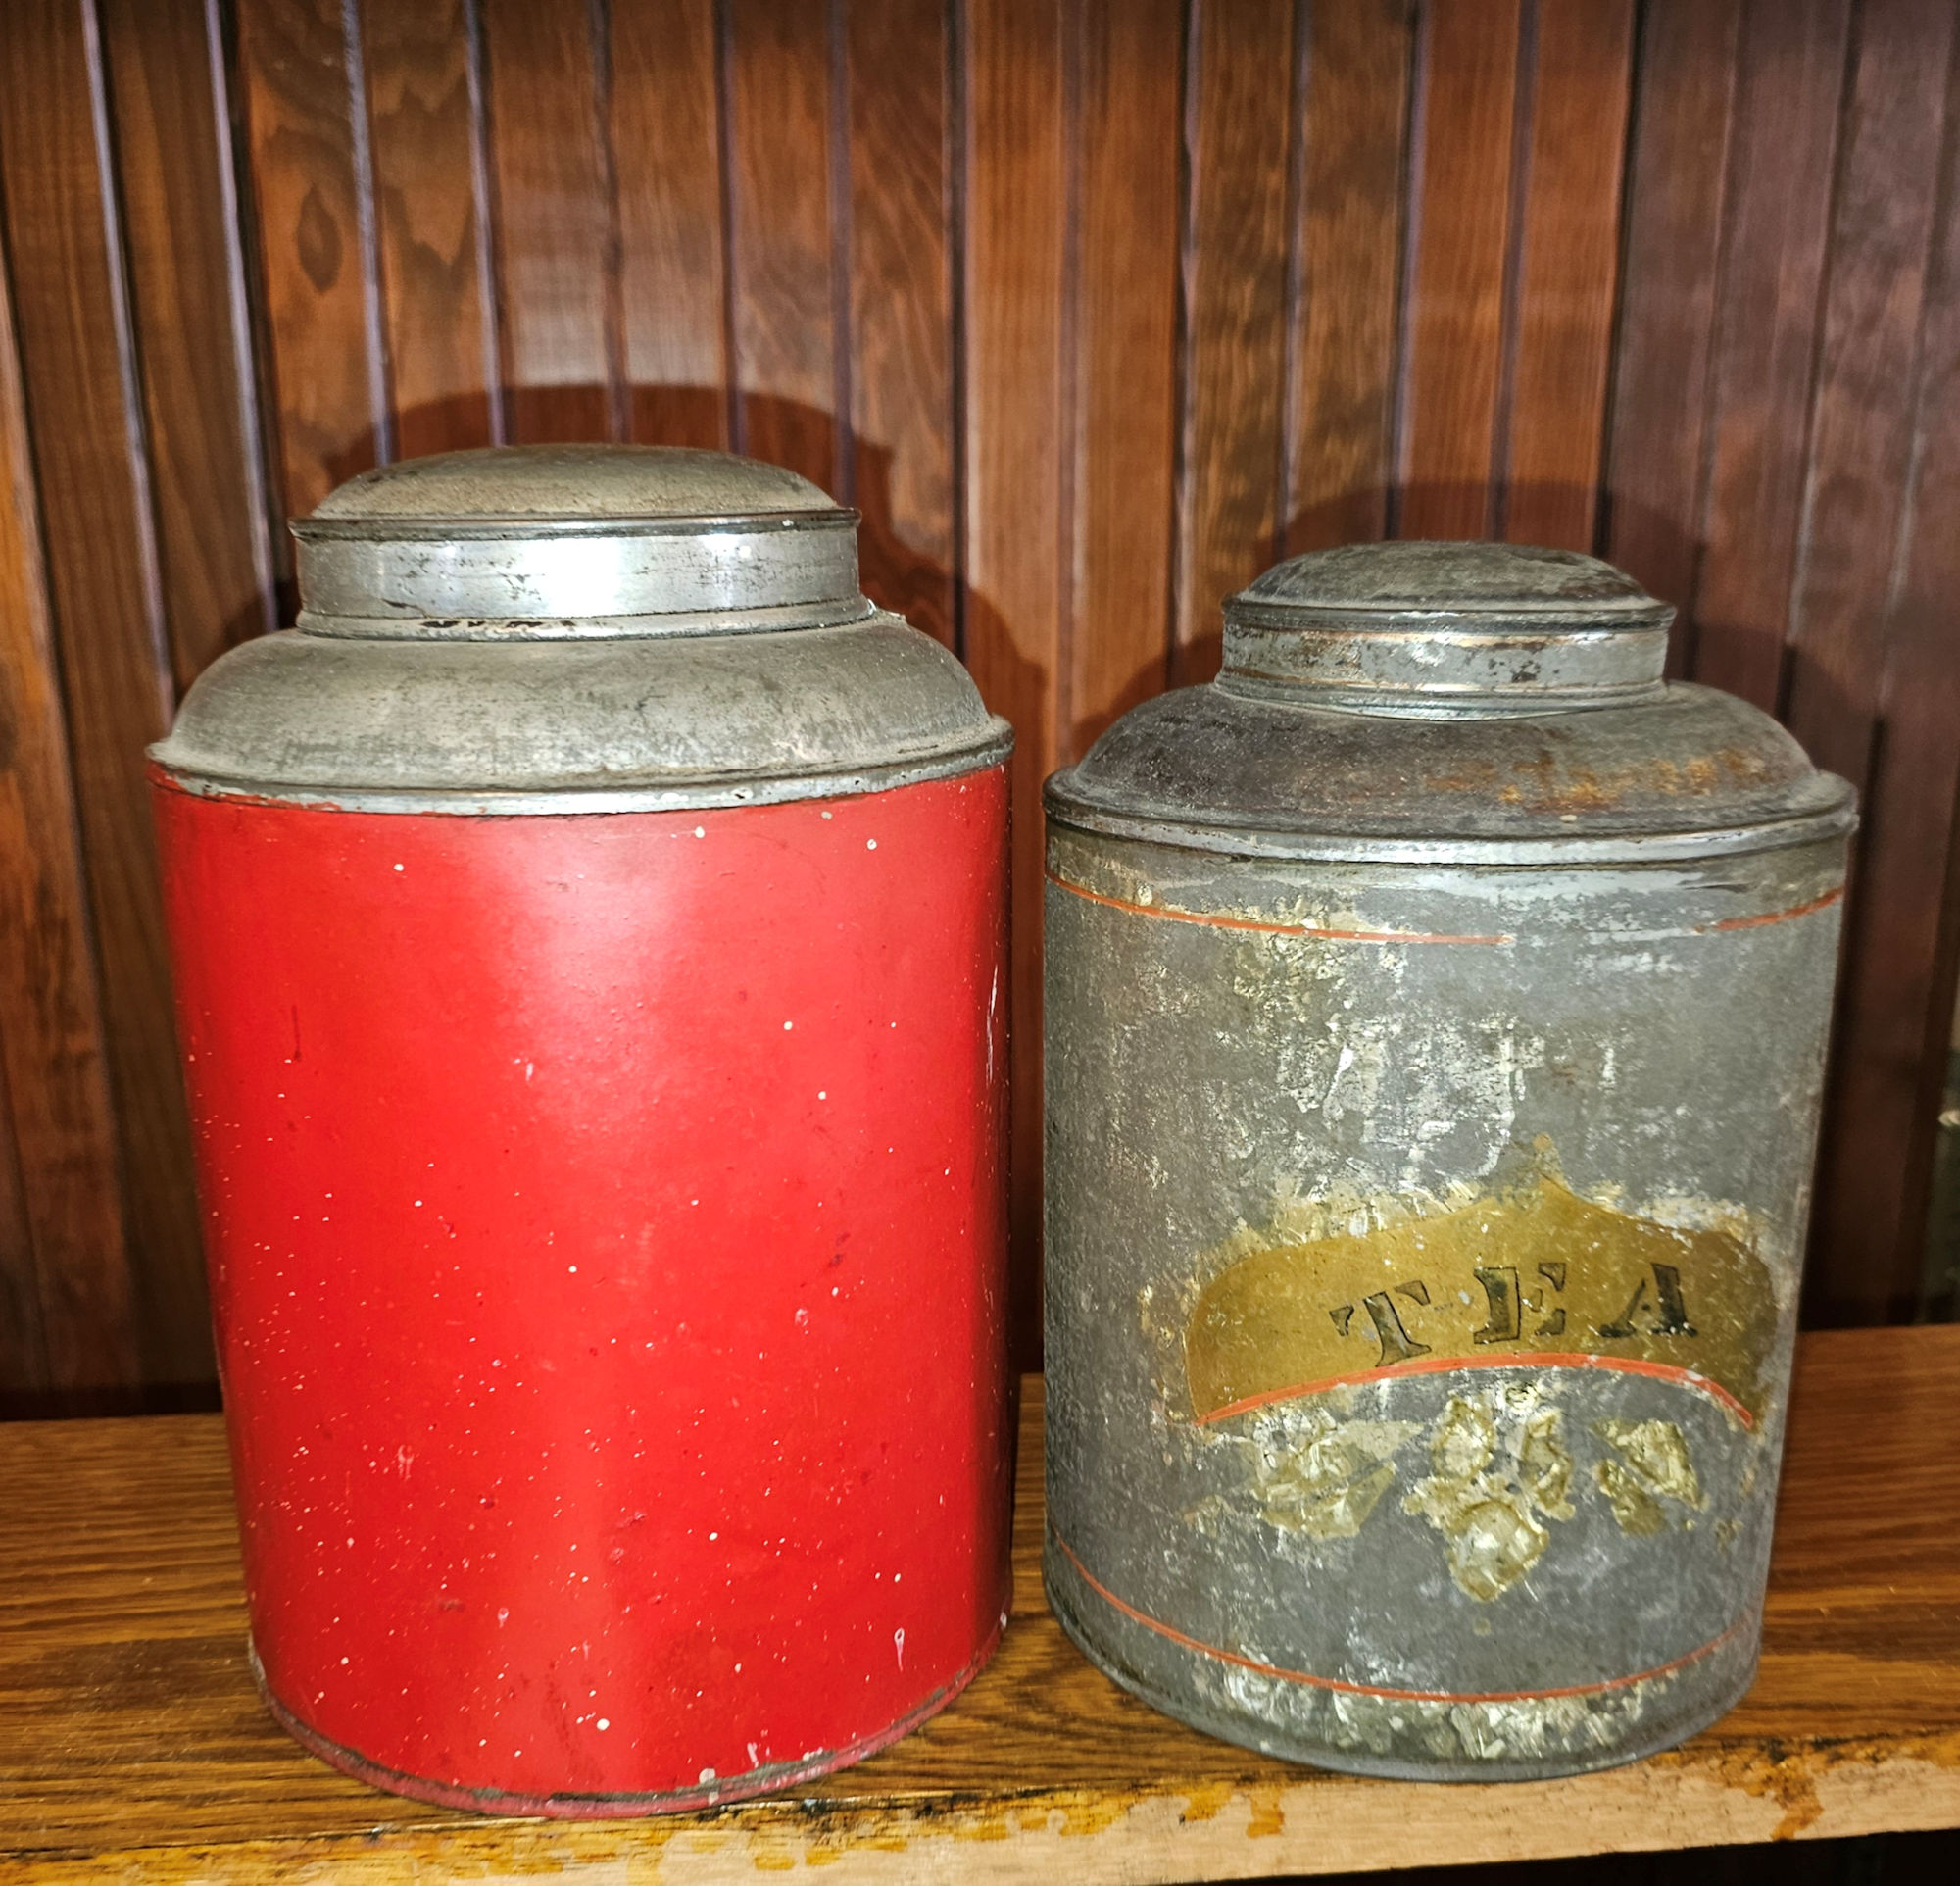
[1282,0,1413,558]
[3,1327,1959,1881]
[235,0,389,517]
[1396,0,1521,540]
[99,0,277,677]
[1499,0,1634,550]
[960,0,1068,1362]
[1169,0,1297,684]
[724,0,841,492]
[0,0,194,1394]
[477,0,620,443]
[1602,0,1744,675]
[612,0,730,451]
[1688,0,1851,712]
[847,0,957,646]
[1798,3,1960,1329]
[1064,0,1180,753]
[360,0,500,457]
[0,251,124,1403]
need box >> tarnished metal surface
[153,444,1007,809]
[1043,542,1855,1781]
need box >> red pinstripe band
[1049,1522,1753,1706]
[1049,870,1847,944]
[1044,872,1512,945]
[1195,1351,1754,1430]
[1696,886,1845,932]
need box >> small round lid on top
[293,444,864,634]
[1222,541,1672,715]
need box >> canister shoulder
[152,613,1008,813]
[1046,680,1854,864]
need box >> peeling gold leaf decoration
[1186,1170,1775,1424]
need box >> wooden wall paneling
[1064,0,1181,751]
[0,0,195,1390]
[1499,0,1634,550]
[1601,0,1743,674]
[0,1067,41,1396]
[360,0,500,457]
[0,248,132,1400]
[961,0,1067,1358]
[98,0,276,684]
[1838,23,1960,1325]
[235,0,389,519]
[723,0,842,492]
[1281,0,1414,559]
[611,0,729,451]
[1170,0,1298,683]
[1687,0,1852,712]
[477,0,621,443]
[1788,0,1960,1325]
[846,0,957,647]
[1396,0,1521,540]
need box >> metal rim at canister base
[251,1615,1006,1819]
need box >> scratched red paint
[152,768,1011,1812]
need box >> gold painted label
[1185,1171,1778,1427]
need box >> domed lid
[292,444,863,634]
[1221,541,1673,715]
[1047,541,1854,865]
[150,446,1010,812]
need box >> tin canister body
[1042,543,1854,1780]
[149,447,1014,1814]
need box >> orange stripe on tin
[1045,871,1513,945]
[1049,1522,1753,1705]
[1195,1350,1755,1430]
[1696,886,1845,933]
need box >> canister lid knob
[1222,541,1672,716]
[293,444,864,636]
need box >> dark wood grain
[1065,0,1180,753]
[235,0,388,517]
[1282,0,1413,558]
[478,0,619,443]
[961,0,1066,1363]
[724,0,841,492]
[847,0,957,647]
[361,0,499,456]
[611,0,729,451]
[1689,0,1852,712]
[0,0,198,1394]
[1501,0,1634,550]
[99,0,276,680]
[1601,0,1744,674]
[4,1330,1960,1879]
[1396,0,1521,540]
[1170,0,1297,684]
[0,255,124,1402]
[1796,0,1960,1328]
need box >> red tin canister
[149,446,1014,1815]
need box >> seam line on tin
[1045,871,1513,945]
[1193,1351,1754,1430]
[1695,885,1845,932]
[1049,1522,1753,1705]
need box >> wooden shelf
[3,1325,1958,1882]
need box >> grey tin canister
[1041,541,1856,1781]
